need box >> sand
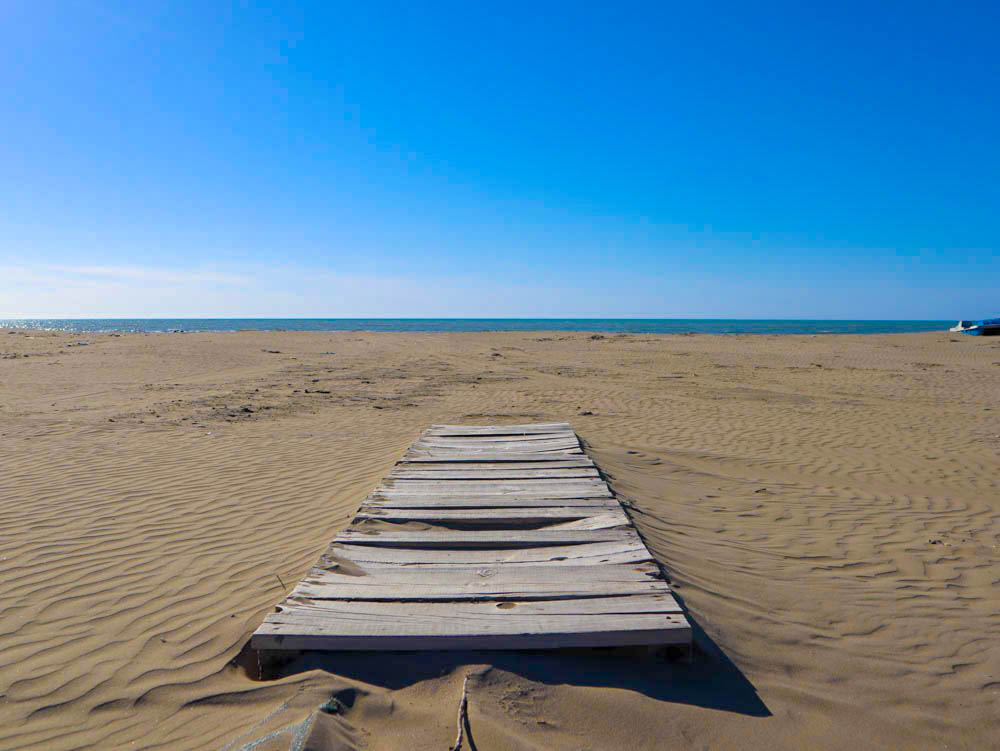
[0,328,998,750]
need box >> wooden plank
[291,563,664,601]
[354,506,628,526]
[376,484,611,496]
[392,461,595,472]
[252,610,690,650]
[407,450,585,459]
[424,428,575,436]
[399,455,591,464]
[408,450,585,459]
[417,430,579,440]
[335,527,639,548]
[400,458,594,466]
[279,593,683,615]
[327,540,654,567]
[416,433,577,444]
[428,423,572,434]
[406,454,586,461]
[365,496,619,509]
[372,492,613,503]
[382,476,604,486]
[375,475,608,495]
[430,422,572,429]
[389,468,600,480]
[413,438,581,450]
[378,479,609,493]
[374,490,612,500]
[413,437,580,446]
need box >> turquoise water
[0,319,952,335]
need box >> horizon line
[0,316,959,322]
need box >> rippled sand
[1,329,998,750]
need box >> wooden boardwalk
[251,423,691,651]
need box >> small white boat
[950,317,1000,336]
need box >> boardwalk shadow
[277,608,770,718]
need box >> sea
[0,319,952,335]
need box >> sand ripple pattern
[0,329,998,749]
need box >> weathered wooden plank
[409,451,585,460]
[252,610,690,650]
[419,431,575,439]
[375,475,608,495]
[413,436,579,446]
[378,489,608,500]
[430,421,572,428]
[399,455,590,464]
[369,488,612,506]
[406,452,586,460]
[414,438,581,450]
[378,479,609,494]
[422,428,575,437]
[292,562,664,601]
[364,496,618,509]
[327,540,654,567]
[279,593,683,616]
[389,468,600,480]
[383,476,604,486]
[354,506,628,526]
[428,423,572,434]
[335,527,639,548]
[393,461,595,472]
[406,450,585,459]
[376,484,611,496]
[416,433,577,444]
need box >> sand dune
[1,329,998,749]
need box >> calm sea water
[0,319,952,335]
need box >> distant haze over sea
[0,319,953,335]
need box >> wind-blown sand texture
[1,328,998,750]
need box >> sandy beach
[1,329,998,750]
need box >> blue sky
[2,1,996,318]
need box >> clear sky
[2,1,996,318]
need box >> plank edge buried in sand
[252,606,691,650]
[251,625,691,651]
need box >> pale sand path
[0,329,998,749]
